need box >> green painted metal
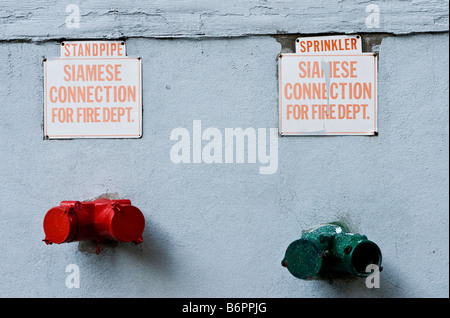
[282,224,382,280]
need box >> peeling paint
[1,1,448,41]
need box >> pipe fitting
[43,199,145,246]
[282,224,382,280]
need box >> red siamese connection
[43,199,145,248]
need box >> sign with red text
[44,41,141,139]
[279,53,377,135]
[296,35,362,55]
[60,40,127,58]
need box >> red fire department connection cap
[110,205,145,243]
[43,207,78,244]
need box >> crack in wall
[1,31,446,45]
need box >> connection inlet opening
[351,241,382,276]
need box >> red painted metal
[43,199,145,246]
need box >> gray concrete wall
[0,1,448,298]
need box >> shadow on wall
[318,260,410,297]
[77,218,175,276]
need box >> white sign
[278,53,377,135]
[44,41,141,139]
[296,35,362,55]
[60,40,126,58]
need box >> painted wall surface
[0,1,448,298]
